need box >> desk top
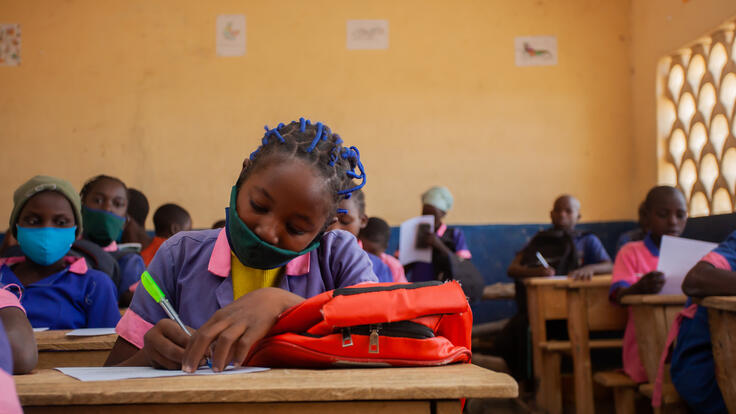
[620,294,688,306]
[524,275,612,288]
[16,364,518,406]
[35,330,118,351]
[700,296,736,312]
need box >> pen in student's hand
[140,271,211,368]
[535,251,551,269]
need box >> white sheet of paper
[56,366,269,382]
[65,328,117,337]
[657,235,717,295]
[399,215,434,265]
[32,327,49,332]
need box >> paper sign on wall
[0,24,21,66]
[216,15,246,57]
[515,36,557,67]
[347,20,389,50]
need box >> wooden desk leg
[526,286,547,407]
[541,349,562,414]
[567,289,594,414]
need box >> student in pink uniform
[609,186,687,382]
[106,118,378,372]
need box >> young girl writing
[80,175,146,305]
[329,190,393,283]
[107,118,378,372]
[0,176,121,330]
[609,186,688,382]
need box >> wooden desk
[524,276,570,401]
[35,330,118,369]
[620,294,687,383]
[16,364,518,413]
[564,276,626,414]
[701,296,736,413]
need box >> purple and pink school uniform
[0,256,120,329]
[610,234,660,383]
[406,224,472,283]
[117,228,378,348]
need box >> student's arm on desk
[682,262,736,297]
[0,307,37,374]
[105,319,193,369]
[507,252,555,279]
[611,272,664,303]
[568,261,613,281]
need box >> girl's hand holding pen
[182,287,304,373]
[142,319,200,370]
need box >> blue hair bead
[299,117,307,132]
[307,122,324,153]
[336,208,348,214]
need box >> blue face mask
[16,226,77,266]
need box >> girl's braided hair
[237,117,366,220]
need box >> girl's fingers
[210,324,246,372]
[232,324,265,367]
[148,344,183,370]
[182,317,230,372]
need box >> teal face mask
[16,225,77,266]
[82,206,126,246]
[225,185,321,270]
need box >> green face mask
[225,185,321,270]
[82,206,126,246]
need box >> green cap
[10,175,83,237]
[140,271,166,303]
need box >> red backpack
[245,281,473,368]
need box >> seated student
[121,188,153,250]
[406,186,472,282]
[140,204,192,266]
[615,201,648,254]
[508,194,613,281]
[0,176,121,330]
[609,186,687,383]
[359,217,408,283]
[106,118,378,371]
[80,175,146,305]
[328,190,393,283]
[0,287,37,373]
[669,231,736,413]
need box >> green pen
[141,271,211,368]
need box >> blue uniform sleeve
[581,234,612,265]
[84,270,122,328]
[117,253,146,297]
[712,230,736,270]
[368,253,393,283]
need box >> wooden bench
[701,296,736,413]
[35,330,118,369]
[593,371,638,414]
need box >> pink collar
[102,241,118,252]
[0,255,89,274]
[207,228,311,278]
[436,223,447,237]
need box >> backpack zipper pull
[369,324,380,354]
[342,327,353,347]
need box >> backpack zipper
[339,321,435,353]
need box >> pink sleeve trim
[702,251,731,270]
[116,309,154,349]
[456,249,472,259]
[0,289,23,312]
[0,371,22,414]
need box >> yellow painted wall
[630,0,736,204]
[0,0,634,228]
